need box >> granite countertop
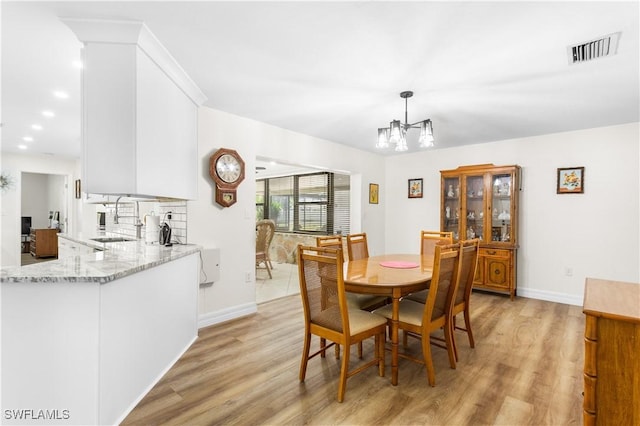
[1,232,201,284]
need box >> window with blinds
[256,172,350,235]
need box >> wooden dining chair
[420,230,453,258]
[404,233,455,305]
[255,219,275,278]
[317,235,386,312]
[346,233,369,261]
[450,238,480,361]
[297,245,386,402]
[374,243,461,386]
[316,235,386,359]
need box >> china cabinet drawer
[479,248,510,258]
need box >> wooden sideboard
[29,228,59,258]
[583,278,640,425]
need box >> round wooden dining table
[343,253,434,386]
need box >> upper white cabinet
[63,19,207,200]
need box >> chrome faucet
[114,196,143,239]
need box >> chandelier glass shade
[376,91,434,152]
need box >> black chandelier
[376,91,434,152]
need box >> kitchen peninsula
[1,236,201,425]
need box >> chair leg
[377,333,385,377]
[265,260,272,279]
[452,315,459,362]
[464,308,475,348]
[320,337,327,358]
[299,332,311,381]
[444,320,456,369]
[337,341,350,402]
[358,342,363,359]
[402,330,408,347]
[422,333,436,387]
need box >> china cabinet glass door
[443,177,460,240]
[464,174,485,241]
[490,173,513,243]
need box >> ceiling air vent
[568,32,620,64]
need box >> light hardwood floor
[122,291,585,425]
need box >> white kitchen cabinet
[64,19,206,200]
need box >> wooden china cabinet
[440,164,520,299]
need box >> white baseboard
[198,302,258,329]
[517,287,583,306]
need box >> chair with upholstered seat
[297,245,386,402]
[404,230,454,304]
[346,233,369,261]
[450,238,480,361]
[373,243,460,386]
[316,235,386,359]
[420,230,453,257]
[256,219,275,279]
[318,235,387,312]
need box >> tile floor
[255,262,300,304]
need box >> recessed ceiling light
[42,110,55,118]
[31,124,43,130]
[53,90,69,99]
[18,144,28,150]
[22,136,34,142]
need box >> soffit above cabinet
[62,18,207,106]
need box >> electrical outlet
[564,267,573,277]
[245,271,252,282]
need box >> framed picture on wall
[369,183,379,204]
[557,167,584,194]
[408,178,423,198]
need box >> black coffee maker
[159,222,172,245]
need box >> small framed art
[557,167,584,194]
[369,183,379,204]
[75,179,81,199]
[408,178,423,198]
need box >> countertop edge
[2,236,202,284]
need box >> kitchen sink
[90,237,135,243]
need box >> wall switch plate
[245,271,252,282]
[564,267,573,277]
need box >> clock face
[216,154,242,184]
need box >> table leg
[391,295,400,386]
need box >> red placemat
[379,261,419,269]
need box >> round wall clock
[209,148,245,208]
[209,148,245,188]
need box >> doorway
[21,172,68,265]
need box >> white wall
[190,107,386,327]
[384,123,640,305]
[20,172,67,230]
[21,172,51,229]
[1,153,80,267]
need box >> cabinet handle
[494,269,501,275]
[487,250,496,255]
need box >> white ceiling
[2,1,638,160]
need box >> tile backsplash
[104,199,187,244]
